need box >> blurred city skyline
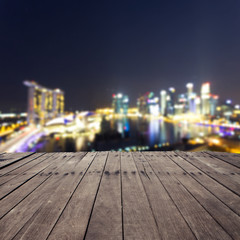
[1,0,240,112]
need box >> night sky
[1,0,240,112]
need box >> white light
[169,87,175,93]
[117,93,123,98]
[186,83,193,89]
[235,105,240,109]
[195,98,201,104]
[226,100,232,104]
[160,90,166,95]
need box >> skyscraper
[210,95,219,116]
[137,92,159,116]
[112,93,129,115]
[186,83,196,113]
[167,87,176,115]
[160,90,167,116]
[201,82,211,115]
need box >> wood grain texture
[0,153,50,186]
[0,151,239,240]
[133,152,195,240]
[166,152,240,239]
[12,152,90,240]
[121,152,160,240]
[205,151,240,168]
[0,153,85,240]
[48,152,108,240]
[0,152,35,169]
[0,153,45,176]
[177,151,240,196]
[144,152,232,240]
[85,152,122,240]
[0,153,75,219]
[167,152,240,216]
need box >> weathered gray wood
[0,152,45,176]
[189,152,240,185]
[0,153,74,219]
[0,152,35,169]
[0,151,239,240]
[0,153,60,199]
[205,151,240,168]
[48,152,108,240]
[177,151,240,196]
[0,153,51,186]
[166,152,240,239]
[188,152,240,176]
[85,152,122,240]
[11,152,92,240]
[133,152,195,240]
[0,152,86,240]
[167,152,240,216]
[144,152,232,240]
[121,152,160,240]
[205,151,240,159]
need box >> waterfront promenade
[0,151,239,239]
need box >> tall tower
[186,83,196,113]
[53,89,64,118]
[186,83,193,97]
[160,90,167,116]
[23,81,38,125]
[201,82,211,115]
[112,93,129,115]
[167,87,175,115]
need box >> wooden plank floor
[0,151,239,240]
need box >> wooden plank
[188,152,240,176]
[205,151,240,159]
[0,152,87,240]
[0,153,76,219]
[0,152,45,176]
[0,153,61,199]
[187,152,240,185]
[166,152,240,239]
[132,152,195,240]
[121,152,160,240]
[85,152,122,240]
[177,152,240,196]
[48,152,108,240]
[143,152,232,240]
[205,151,240,168]
[167,152,240,216]
[0,152,35,169]
[0,153,51,186]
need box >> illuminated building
[53,89,64,117]
[112,93,129,115]
[160,90,167,116]
[24,81,64,125]
[137,92,159,116]
[166,87,176,115]
[209,95,219,116]
[201,82,211,115]
[195,97,201,115]
[186,83,196,113]
[175,93,188,114]
[186,83,193,96]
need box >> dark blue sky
[0,0,240,111]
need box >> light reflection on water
[33,117,219,152]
